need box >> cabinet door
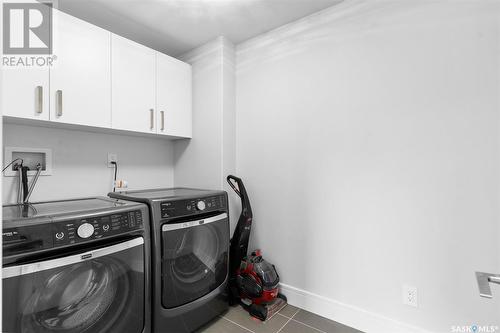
[2,68,49,121]
[111,34,156,133]
[156,52,192,138]
[50,10,111,127]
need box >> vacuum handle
[227,175,242,197]
[227,174,253,218]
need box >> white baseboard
[280,283,434,333]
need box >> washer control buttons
[103,224,110,232]
[77,223,95,239]
[196,200,206,211]
[55,232,65,240]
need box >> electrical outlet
[402,284,418,307]
[107,153,117,167]
[114,180,128,189]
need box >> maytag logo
[81,253,92,260]
[2,1,56,67]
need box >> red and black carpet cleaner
[227,175,287,321]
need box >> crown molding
[236,0,362,56]
[180,36,235,66]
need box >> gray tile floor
[197,304,364,333]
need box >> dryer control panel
[52,210,143,246]
[160,195,227,219]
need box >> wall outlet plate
[402,284,418,307]
[3,147,52,177]
[107,153,118,167]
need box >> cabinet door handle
[56,90,63,117]
[160,110,165,131]
[35,86,43,114]
[150,109,154,130]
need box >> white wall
[174,38,224,190]
[222,39,238,226]
[174,37,239,228]
[2,123,175,204]
[236,1,500,332]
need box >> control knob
[55,232,65,240]
[77,223,95,239]
[196,200,206,211]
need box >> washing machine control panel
[77,223,95,239]
[196,200,206,211]
[160,195,227,219]
[52,210,143,246]
[3,210,144,255]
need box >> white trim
[162,213,227,231]
[279,283,434,333]
[179,36,225,64]
[3,237,144,278]
[161,213,227,232]
[236,0,371,55]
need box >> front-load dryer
[109,188,229,333]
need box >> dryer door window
[161,213,229,309]
[2,237,144,333]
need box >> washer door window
[161,213,229,309]
[2,237,144,333]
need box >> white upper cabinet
[50,9,111,128]
[156,52,192,138]
[2,10,192,139]
[2,67,50,121]
[111,34,156,134]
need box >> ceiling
[57,0,344,57]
